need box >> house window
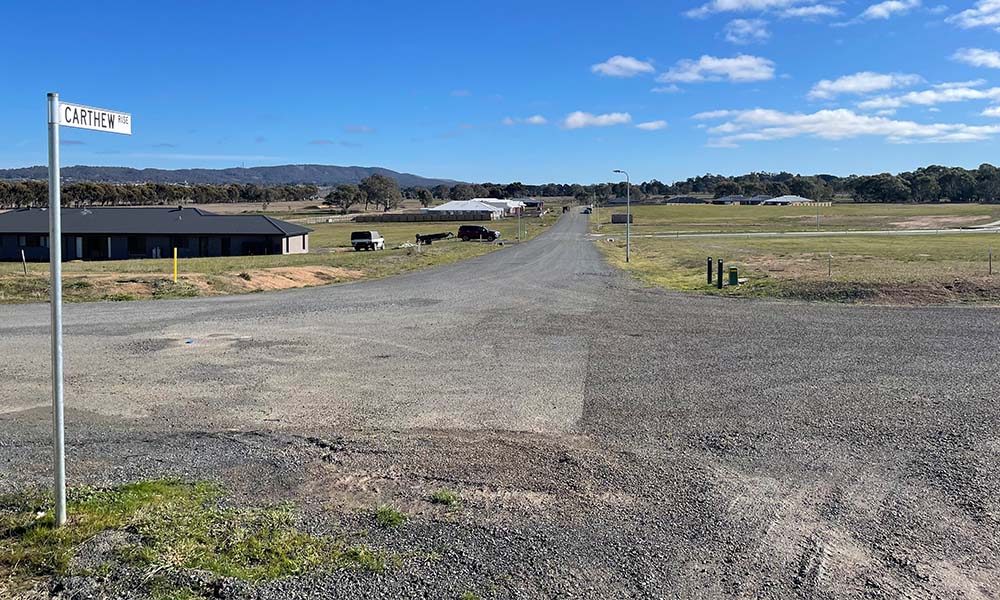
[127,236,146,255]
[18,235,47,247]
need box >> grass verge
[598,233,1000,304]
[0,480,386,596]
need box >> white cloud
[686,0,811,18]
[946,0,1000,30]
[724,19,771,43]
[808,71,922,99]
[658,54,776,83]
[983,106,1000,117]
[694,107,1000,147]
[780,4,840,17]
[860,0,920,19]
[591,55,655,77]
[934,79,988,89]
[503,115,548,126]
[952,48,1000,69]
[562,111,632,129]
[636,120,668,130]
[693,109,741,119]
[651,84,682,93]
[858,85,1000,110]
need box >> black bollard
[707,257,713,284]
[717,258,724,289]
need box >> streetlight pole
[614,169,630,263]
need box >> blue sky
[1,0,999,184]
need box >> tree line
[451,164,998,204]
[0,181,319,209]
[667,164,999,204]
[3,164,998,210]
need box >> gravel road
[1,212,998,598]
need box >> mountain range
[0,164,460,188]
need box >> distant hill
[0,164,460,188]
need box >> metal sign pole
[47,92,66,527]
[42,95,130,527]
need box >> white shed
[762,195,814,206]
[472,198,526,215]
[423,200,505,219]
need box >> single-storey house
[422,200,504,219]
[473,198,526,216]
[0,207,311,261]
[518,198,544,210]
[711,195,776,205]
[662,196,706,204]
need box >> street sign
[46,93,132,527]
[58,101,132,135]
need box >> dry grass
[600,233,1000,305]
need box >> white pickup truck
[351,231,385,251]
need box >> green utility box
[728,266,739,286]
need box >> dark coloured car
[457,225,500,242]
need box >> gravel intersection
[1,212,998,598]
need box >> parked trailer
[415,232,454,245]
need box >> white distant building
[423,200,505,219]
[762,195,814,206]
[472,198,526,216]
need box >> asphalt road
[2,212,999,598]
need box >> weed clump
[374,505,406,528]
[429,490,461,508]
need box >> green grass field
[592,203,1000,236]
[0,213,558,304]
[600,233,1000,304]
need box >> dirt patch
[224,266,364,291]
[1,266,365,303]
[888,215,989,229]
